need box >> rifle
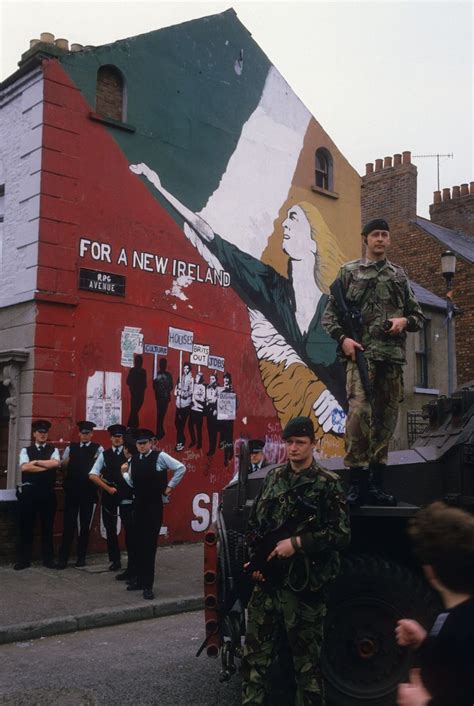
[329,277,372,399]
[244,495,318,581]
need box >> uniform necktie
[81,443,86,448]
[253,464,258,473]
[115,448,120,456]
[38,445,45,450]
[140,454,144,460]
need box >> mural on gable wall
[44,10,361,540]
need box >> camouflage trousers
[344,359,403,467]
[241,584,326,705]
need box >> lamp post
[441,250,457,396]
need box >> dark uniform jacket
[22,444,57,492]
[102,448,133,503]
[64,443,100,501]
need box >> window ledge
[311,185,339,199]
[413,387,440,395]
[89,112,136,133]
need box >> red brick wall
[430,185,474,236]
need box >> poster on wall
[86,371,122,429]
[121,326,144,367]
[168,326,194,352]
[217,391,236,421]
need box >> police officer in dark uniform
[15,419,61,570]
[124,429,185,600]
[89,424,129,571]
[248,439,267,473]
[57,421,103,569]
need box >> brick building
[0,11,363,554]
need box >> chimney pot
[55,38,69,50]
[452,185,461,198]
[433,191,442,204]
[393,153,402,166]
[70,43,84,52]
[375,158,383,172]
[365,163,374,175]
[384,156,393,168]
[460,183,469,196]
[442,187,451,201]
[470,182,474,196]
[29,39,41,49]
[402,151,411,164]
[40,32,55,44]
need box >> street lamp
[441,250,457,395]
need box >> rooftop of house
[413,216,474,265]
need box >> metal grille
[226,528,247,576]
[407,411,429,447]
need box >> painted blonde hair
[297,201,345,293]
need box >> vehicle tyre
[322,554,440,706]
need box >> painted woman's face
[282,205,316,260]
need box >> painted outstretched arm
[129,163,215,243]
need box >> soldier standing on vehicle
[241,416,350,705]
[14,420,61,570]
[322,219,424,506]
[57,421,103,568]
[89,424,129,571]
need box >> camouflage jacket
[321,258,425,364]
[247,460,350,593]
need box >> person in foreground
[322,218,424,506]
[395,501,474,706]
[241,416,350,705]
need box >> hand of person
[108,486,118,496]
[266,538,295,562]
[164,486,172,497]
[341,337,364,361]
[386,317,408,335]
[313,389,347,434]
[120,463,128,474]
[129,162,159,186]
[397,669,431,706]
[243,562,265,583]
[395,619,427,648]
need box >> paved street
[0,611,241,706]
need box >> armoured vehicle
[201,386,474,705]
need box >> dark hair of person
[123,441,138,456]
[408,501,474,593]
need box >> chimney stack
[430,180,474,236]
[361,150,417,231]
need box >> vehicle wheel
[322,555,440,706]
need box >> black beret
[32,419,51,433]
[282,416,315,440]
[249,439,265,453]
[107,424,127,436]
[134,428,154,443]
[362,218,390,237]
[77,421,96,433]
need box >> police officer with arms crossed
[322,218,424,506]
[123,428,186,600]
[57,421,103,569]
[241,416,350,705]
[15,419,61,570]
[89,424,129,571]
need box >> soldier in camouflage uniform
[241,416,350,705]
[322,218,424,506]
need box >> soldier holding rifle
[241,416,350,705]
[322,219,424,506]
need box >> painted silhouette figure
[126,354,147,428]
[153,358,173,440]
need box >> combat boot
[346,467,369,506]
[368,463,397,506]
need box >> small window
[415,321,430,388]
[96,66,126,122]
[315,148,333,191]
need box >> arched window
[96,65,126,122]
[315,148,333,191]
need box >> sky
[1,0,472,218]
